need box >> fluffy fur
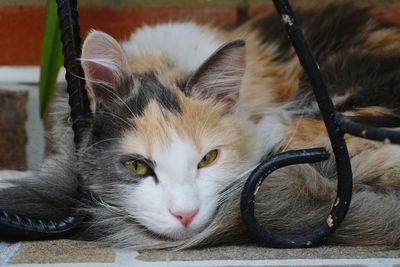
[1,2,400,249]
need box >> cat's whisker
[215,165,258,205]
[80,138,122,153]
[282,106,307,152]
[89,195,144,226]
[97,111,133,128]
[69,70,137,118]
[196,97,219,142]
[95,84,137,118]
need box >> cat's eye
[124,160,152,176]
[198,149,218,168]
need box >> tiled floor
[1,239,399,267]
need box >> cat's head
[78,31,258,241]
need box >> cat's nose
[170,209,199,227]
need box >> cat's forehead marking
[121,94,230,158]
[121,101,200,158]
[127,73,181,117]
[123,101,171,157]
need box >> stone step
[0,83,44,171]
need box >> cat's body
[1,2,400,249]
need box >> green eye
[124,160,151,176]
[198,149,218,168]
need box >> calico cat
[1,2,400,249]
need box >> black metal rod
[0,211,81,240]
[340,116,400,128]
[241,148,331,247]
[57,0,92,147]
[276,0,353,225]
[338,114,400,144]
[241,0,354,248]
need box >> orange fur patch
[365,28,400,54]
[127,52,170,74]
[342,106,395,117]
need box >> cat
[1,2,400,249]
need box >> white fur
[122,129,248,240]
[255,104,295,154]
[122,22,224,73]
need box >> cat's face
[78,31,258,240]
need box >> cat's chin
[149,226,197,240]
[145,223,206,241]
[164,228,203,241]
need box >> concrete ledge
[10,240,115,264]
[137,245,400,261]
[1,239,400,266]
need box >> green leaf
[39,0,63,117]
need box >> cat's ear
[186,40,246,110]
[81,30,131,112]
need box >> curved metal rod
[340,115,400,128]
[241,0,354,248]
[0,211,81,240]
[338,114,400,144]
[0,0,86,239]
[241,148,331,248]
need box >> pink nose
[170,209,199,227]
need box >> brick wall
[0,0,399,65]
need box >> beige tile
[10,240,116,264]
[137,245,400,261]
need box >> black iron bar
[338,114,400,144]
[241,0,353,248]
[241,149,331,247]
[340,116,400,128]
[0,212,81,240]
[57,0,91,146]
